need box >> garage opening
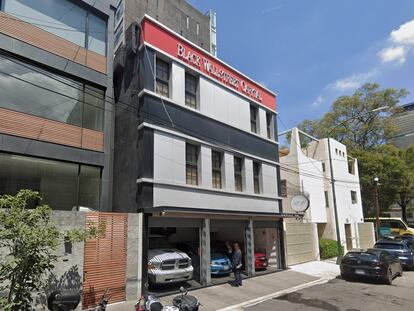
[253,220,283,276]
[147,217,202,296]
[210,220,247,286]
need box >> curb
[216,277,329,311]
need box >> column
[200,218,211,285]
[245,219,255,277]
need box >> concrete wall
[357,222,376,249]
[124,0,211,52]
[125,213,142,302]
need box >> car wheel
[385,267,393,285]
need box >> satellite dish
[290,194,310,213]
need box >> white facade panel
[200,145,212,187]
[153,184,281,214]
[153,131,186,184]
[258,107,267,139]
[244,158,254,193]
[223,152,234,191]
[171,62,185,105]
[199,76,250,132]
[261,163,278,197]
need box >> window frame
[186,143,199,186]
[253,161,261,194]
[250,104,258,134]
[266,112,273,139]
[211,150,222,189]
[351,190,357,204]
[155,57,170,98]
[234,156,243,192]
[185,72,198,109]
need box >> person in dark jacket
[232,242,242,286]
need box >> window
[280,180,287,197]
[351,190,357,204]
[0,153,101,211]
[196,22,200,35]
[250,105,258,133]
[211,151,222,189]
[185,73,197,109]
[186,143,199,185]
[156,58,170,97]
[234,156,243,192]
[324,191,329,208]
[335,148,338,155]
[348,160,355,175]
[266,112,273,139]
[4,0,107,55]
[253,162,261,194]
[0,56,105,131]
[322,162,326,172]
[186,16,189,29]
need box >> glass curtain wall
[0,153,101,211]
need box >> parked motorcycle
[136,287,199,311]
[47,288,110,311]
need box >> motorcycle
[136,286,199,311]
[47,288,110,311]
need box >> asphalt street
[245,271,414,311]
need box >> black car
[340,249,402,285]
[374,239,414,270]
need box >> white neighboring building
[280,128,365,253]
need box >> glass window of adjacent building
[156,58,170,97]
[351,190,357,204]
[253,161,261,194]
[250,105,258,134]
[3,0,107,56]
[0,153,101,211]
[234,156,243,192]
[186,143,199,185]
[0,56,105,132]
[211,150,222,189]
[185,72,197,109]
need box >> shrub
[319,238,344,259]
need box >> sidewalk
[108,269,327,311]
[290,258,340,280]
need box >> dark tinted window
[185,73,197,109]
[345,252,377,261]
[375,243,404,250]
[234,156,243,192]
[0,56,105,131]
[156,58,170,97]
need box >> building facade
[280,128,365,259]
[389,102,414,149]
[0,0,115,212]
[113,13,286,290]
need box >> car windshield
[375,243,404,250]
[345,252,377,260]
[149,237,171,249]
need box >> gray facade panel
[0,134,105,166]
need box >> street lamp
[326,106,389,264]
[373,177,381,240]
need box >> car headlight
[188,258,192,265]
[148,261,161,269]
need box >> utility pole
[327,138,342,264]
[373,177,381,240]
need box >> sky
[187,0,414,131]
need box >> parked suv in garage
[148,235,194,284]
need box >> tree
[298,83,408,150]
[0,190,102,311]
[351,145,414,221]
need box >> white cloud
[262,5,283,14]
[390,19,414,45]
[311,95,324,108]
[328,70,377,91]
[378,19,414,64]
[378,46,407,64]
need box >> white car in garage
[148,235,194,284]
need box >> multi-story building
[280,128,369,264]
[113,0,215,55]
[0,0,115,212]
[389,102,414,149]
[113,11,285,291]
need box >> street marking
[216,278,329,311]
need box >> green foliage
[0,190,102,311]
[352,145,414,220]
[319,238,344,260]
[298,83,408,150]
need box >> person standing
[232,242,242,287]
